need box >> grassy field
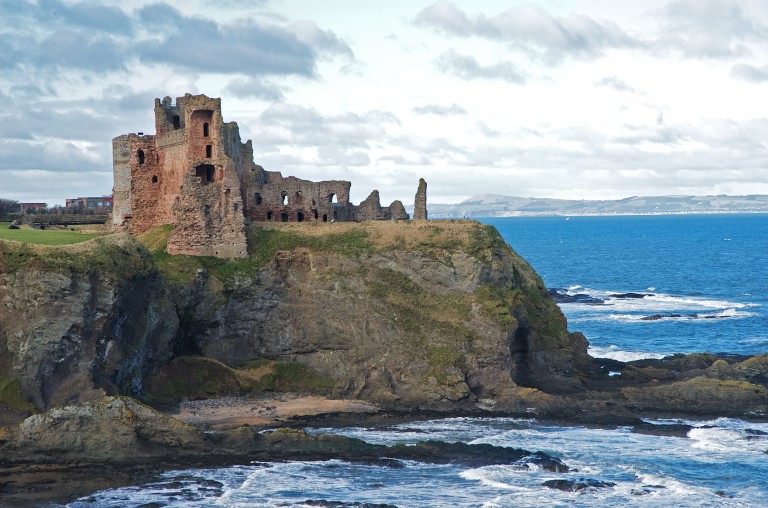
[0,223,102,245]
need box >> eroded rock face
[171,222,589,408]
[0,235,178,412]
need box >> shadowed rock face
[0,235,178,417]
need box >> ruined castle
[112,94,426,258]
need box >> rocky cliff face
[167,222,589,408]
[0,221,590,419]
[0,234,178,418]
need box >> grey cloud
[730,63,768,82]
[416,1,641,64]
[412,103,466,115]
[225,78,286,101]
[0,1,352,81]
[0,139,107,173]
[655,0,766,59]
[247,104,401,174]
[435,50,526,83]
[138,18,318,77]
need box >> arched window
[267,211,273,220]
[329,193,337,204]
[206,145,212,158]
[281,212,289,222]
[137,150,145,164]
[297,211,304,222]
[313,209,318,220]
[322,214,328,222]
[203,122,209,137]
[281,192,288,206]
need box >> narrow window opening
[322,214,328,222]
[281,212,289,222]
[137,150,145,164]
[281,192,288,206]
[204,205,210,217]
[312,199,316,206]
[172,115,180,129]
[234,203,239,212]
[329,193,337,204]
[206,145,212,158]
[203,122,209,137]
[151,175,158,183]
[297,211,304,222]
[254,193,262,205]
[313,209,318,220]
[267,211,273,220]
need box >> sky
[1,0,767,206]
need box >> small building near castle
[112,94,424,259]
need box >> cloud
[415,1,641,64]
[595,76,641,94]
[412,103,466,115]
[0,1,352,80]
[434,50,526,83]
[655,0,767,59]
[730,63,768,82]
[225,77,286,101]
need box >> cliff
[150,221,589,408]
[0,234,178,423]
[2,221,766,428]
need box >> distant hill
[417,194,768,219]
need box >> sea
[65,214,768,507]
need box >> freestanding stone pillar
[414,178,427,220]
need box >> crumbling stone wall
[414,178,428,220]
[244,171,354,223]
[355,191,410,221]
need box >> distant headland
[423,194,768,219]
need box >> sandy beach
[173,395,380,430]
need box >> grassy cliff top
[0,233,156,280]
[0,223,102,245]
[137,220,542,290]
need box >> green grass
[241,359,335,395]
[143,356,247,407]
[139,224,375,289]
[0,223,100,245]
[0,376,36,413]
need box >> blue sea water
[65,215,768,507]
[484,214,768,360]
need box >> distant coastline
[413,193,768,219]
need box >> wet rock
[640,314,683,321]
[631,422,694,438]
[548,289,604,305]
[609,292,650,299]
[542,478,616,491]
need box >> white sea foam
[589,345,667,361]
